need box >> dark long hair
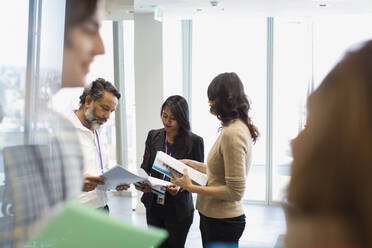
[207,72,259,143]
[161,95,192,154]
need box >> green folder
[25,200,167,248]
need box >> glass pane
[313,14,372,88]
[0,1,66,243]
[192,17,267,201]
[0,1,29,190]
[34,0,66,143]
[86,21,114,83]
[163,17,183,98]
[86,21,116,166]
[272,18,312,201]
[123,20,136,172]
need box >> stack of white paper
[152,151,208,186]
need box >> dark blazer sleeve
[140,130,154,175]
[140,130,156,209]
[191,134,204,163]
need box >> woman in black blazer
[136,95,204,248]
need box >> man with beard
[67,78,128,212]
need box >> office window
[122,20,136,171]
[163,17,183,98]
[272,18,312,201]
[0,0,66,222]
[271,16,372,202]
[85,20,136,170]
[192,17,267,201]
[313,15,372,88]
[33,0,66,143]
[0,0,29,189]
[86,21,116,166]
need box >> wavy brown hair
[287,40,372,245]
[207,72,259,143]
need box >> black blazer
[140,128,204,221]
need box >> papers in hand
[96,166,172,194]
[134,175,173,196]
[96,166,144,191]
[152,151,208,186]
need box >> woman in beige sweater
[172,72,259,247]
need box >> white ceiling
[104,0,134,20]
[134,0,372,18]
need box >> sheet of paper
[96,166,146,191]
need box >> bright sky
[0,1,29,67]
[0,0,66,70]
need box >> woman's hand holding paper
[135,181,152,193]
[171,169,194,192]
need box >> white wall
[134,13,164,212]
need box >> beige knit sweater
[196,119,253,219]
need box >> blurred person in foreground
[285,40,372,247]
[0,0,106,246]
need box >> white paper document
[96,166,145,191]
[152,151,208,186]
[96,166,172,193]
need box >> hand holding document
[96,166,172,195]
[134,173,173,196]
[152,151,208,186]
[96,166,144,191]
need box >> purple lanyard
[95,130,104,174]
[75,111,104,174]
[165,134,168,154]
[163,133,171,180]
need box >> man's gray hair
[79,78,120,108]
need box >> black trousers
[146,209,193,248]
[199,212,246,248]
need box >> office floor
[108,194,286,248]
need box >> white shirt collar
[68,110,103,134]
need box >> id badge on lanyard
[156,194,165,205]
[156,133,170,205]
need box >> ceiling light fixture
[210,0,219,7]
[313,0,330,8]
